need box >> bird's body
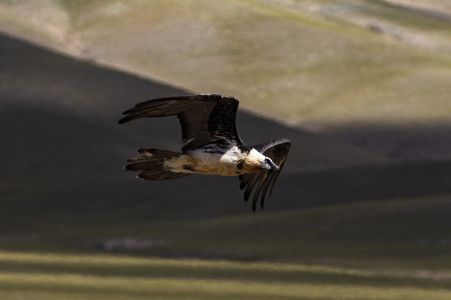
[119,94,291,211]
[164,145,266,176]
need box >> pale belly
[164,152,241,176]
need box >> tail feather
[125,160,160,171]
[124,148,190,181]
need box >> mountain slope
[1,0,450,160]
[0,32,390,231]
[1,0,450,124]
[1,34,451,264]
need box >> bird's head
[262,156,279,172]
[244,149,279,172]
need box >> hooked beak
[268,160,279,172]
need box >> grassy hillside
[1,33,450,264]
[1,0,450,160]
[0,251,450,300]
[1,0,451,124]
[1,5,451,298]
[0,34,389,251]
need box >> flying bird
[119,94,291,211]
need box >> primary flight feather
[119,94,291,211]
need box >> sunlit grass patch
[0,251,450,300]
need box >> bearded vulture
[119,94,291,211]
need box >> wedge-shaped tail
[125,148,190,180]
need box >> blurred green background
[0,0,451,299]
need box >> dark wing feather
[119,94,242,151]
[238,139,291,211]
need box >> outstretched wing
[119,94,242,151]
[238,139,291,211]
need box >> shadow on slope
[1,34,451,263]
[317,123,451,161]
